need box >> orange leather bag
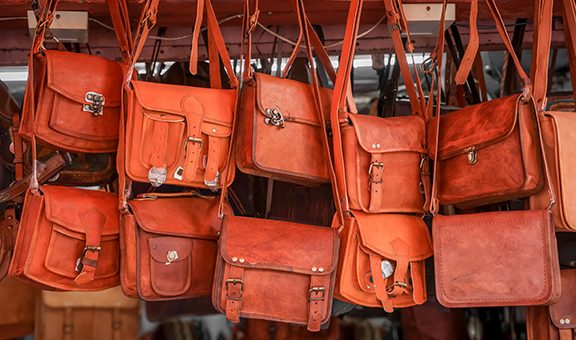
[19,0,131,154]
[123,0,237,189]
[427,0,543,208]
[235,0,345,186]
[214,2,339,331]
[530,0,576,231]
[526,270,576,340]
[9,186,120,291]
[124,192,231,301]
[329,0,433,311]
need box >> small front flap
[129,196,227,239]
[548,112,576,230]
[221,216,339,275]
[352,211,432,261]
[427,94,522,160]
[41,186,118,236]
[148,237,192,263]
[41,287,139,309]
[348,114,426,154]
[254,72,332,127]
[45,50,123,106]
[131,80,235,134]
[549,270,576,329]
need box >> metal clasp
[75,246,102,272]
[184,136,203,150]
[368,161,384,186]
[264,108,285,128]
[308,287,326,301]
[83,92,105,116]
[466,146,478,165]
[225,279,244,300]
[165,250,179,265]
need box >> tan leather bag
[526,270,576,340]
[124,0,237,189]
[530,0,576,231]
[126,193,231,301]
[428,0,543,208]
[19,0,131,154]
[9,186,120,291]
[0,278,37,339]
[235,0,345,186]
[35,287,139,340]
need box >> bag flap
[131,80,235,136]
[41,287,139,309]
[221,216,339,275]
[41,186,118,236]
[352,211,432,261]
[547,112,576,230]
[549,270,576,329]
[427,94,522,160]
[45,50,123,106]
[348,114,426,154]
[129,195,228,239]
[253,72,332,127]
[149,237,192,263]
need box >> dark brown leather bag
[19,0,131,154]
[126,192,231,301]
[428,0,543,208]
[526,270,576,340]
[123,0,237,189]
[35,287,139,340]
[9,186,120,291]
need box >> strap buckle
[75,246,102,272]
[184,136,203,150]
[308,287,326,301]
[225,279,243,300]
[368,161,384,185]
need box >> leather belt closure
[74,208,106,285]
[368,156,385,212]
[308,286,326,301]
[224,266,245,323]
[225,278,243,301]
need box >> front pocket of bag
[149,236,193,297]
[44,224,119,279]
[139,111,185,171]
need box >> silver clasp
[83,92,105,116]
[264,108,285,128]
[466,146,477,165]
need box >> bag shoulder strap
[530,0,554,110]
[561,0,576,103]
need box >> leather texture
[0,278,37,339]
[9,186,120,291]
[35,287,139,340]
[236,72,333,185]
[124,80,236,189]
[433,209,561,307]
[127,193,231,300]
[526,270,576,340]
[212,215,339,332]
[241,317,340,340]
[20,50,122,153]
[342,113,428,213]
[0,208,19,281]
[335,212,432,312]
[428,94,543,207]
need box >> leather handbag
[35,287,139,340]
[330,0,430,214]
[526,270,576,340]
[0,278,37,339]
[530,0,576,230]
[9,186,120,291]
[19,0,132,154]
[235,0,348,186]
[428,0,543,208]
[214,2,339,331]
[126,192,232,300]
[327,0,433,311]
[123,0,237,189]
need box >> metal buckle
[83,92,105,116]
[225,279,243,300]
[263,108,285,128]
[184,136,203,151]
[75,246,101,272]
[368,161,384,185]
[465,146,478,165]
[308,287,326,301]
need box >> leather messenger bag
[427,0,544,208]
[19,0,131,154]
[9,186,120,291]
[123,0,237,190]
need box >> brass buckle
[308,287,326,301]
[368,161,384,184]
[225,279,243,300]
[75,246,101,272]
[185,136,203,149]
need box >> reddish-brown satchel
[428,0,543,208]
[526,270,576,340]
[9,186,120,291]
[19,0,131,154]
[124,0,237,189]
[127,193,231,300]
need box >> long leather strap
[561,0,576,103]
[531,0,554,110]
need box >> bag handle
[455,0,532,100]
[429,0,556,215]
[530,0,554,111]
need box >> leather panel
[549,270,576,329]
